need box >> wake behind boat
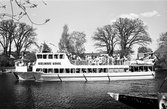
[13,52,156,81]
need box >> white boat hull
[13,71,155,81]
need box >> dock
[108,92,159,109]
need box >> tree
[0,20,16,57]
[92,25,119,56]
[154,32,167,68]
[58,24,73,53]
[0,20,37,58]
[113,18,152,57]
[0,54,14,67]
[138,46,152,53]
[25,52,36,62]
[58,25,87,57]
[13,22,37,58]
[0,0,49,57]
[0,0,49,26]
[42,42,52,53]
[70,31,86,56]
[0,0,49,66]
[157,32,167,50]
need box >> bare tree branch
[92,25,118,56]
[113,18,152,57]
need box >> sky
[1,0,167,58]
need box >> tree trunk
[4,47,8,56]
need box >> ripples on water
[0,71,167,109]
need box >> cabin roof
[36,52,65,55]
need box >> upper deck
[15,52,156,73]
[34,52,155,67]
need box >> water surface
[0,71,167,109]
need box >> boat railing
[70,59,130,65]
[70,60,88,65]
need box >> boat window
[60,69,64,73]
[54,54,58,59]
[59,54,64,59]
[92,68,97,73]
[37,54,42,59]
[43,68,47,73]
[76,68,80,73]
[113,68,116,72]
[36,68,42,72]
[82,68,87,73]
[104,68,108,73]
[48,69,53,73]
[119,68,124,72]
[48,54,53,59]
[98,68,103,73]
[54,69,59,73]
[109,68,114,73]
[71,68,75,73]
[65,69,70,73]
[43,54,47,59]
[88,68,92,73]
[140,66,144,72]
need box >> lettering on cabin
[38,62,61,65]
[52,62,61,65]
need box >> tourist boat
[13,52,156,81]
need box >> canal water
[0,71,167,109]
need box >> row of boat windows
[37,54,65,59]
[36,68,111,73]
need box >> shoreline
[0,66,15,73]
[155,68,167,71]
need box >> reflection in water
[14,81,40,109]
[0,71,167,109]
